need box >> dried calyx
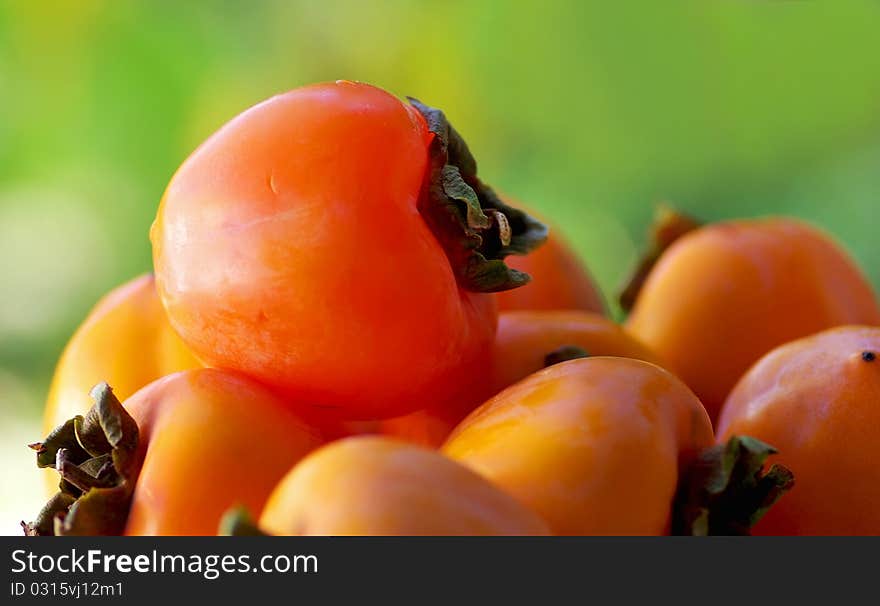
[409,98,548,293]
[618,204,701,312]
[23,382,139,536]
[673,435,795,536]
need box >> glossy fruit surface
[151,81,544,419]
[258,436,550,536]
[626,218,880,420]
[444,357,713,535]
[718,326,880,535]
[497,223,605,314]
[42,274,200,497]
[382,310,661,447]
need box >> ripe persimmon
[151,81,545,420]
[443,357,715,535]
[718,326,880,535]
[381,310,662,448]
[241,436,549,536]
[26,369,329,536]
[625,213,880,421]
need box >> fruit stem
[618,204,701,313]
[219,506,269,536]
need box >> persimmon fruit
[718,326,880,535]
[443,356,792,535]
[150,81,545,420]
[242,436,550,536]
[625,213,880,421]
[443,357,715,534]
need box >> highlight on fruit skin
[26,369,330,536]
[150,81,546,421]
[443,356,792,535]
[42,273,200,496]
[624,211,880,421]
[717,325,880,535]
[229,436,550,536]
[380,309,663,448]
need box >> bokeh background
[3,0,880,533]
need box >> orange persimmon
[626,216,880,421]
[718,326,880,535]
[251,436,550,536]
[150,81,545,420]
[443,357,714,535]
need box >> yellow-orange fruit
[259,436,550,536]
[444,357,713,535]
[718,326,880,535]
[626,218,880,421]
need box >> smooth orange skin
[259,436,549,536]
[42,274,200,494]
[717,326,880,535]
[626,218,880,422]
[381,310,662,448]
[497,224,605,314]
[443,357,713,535]
[151,81,496,420]
[123,369,328,536]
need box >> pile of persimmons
[25,82,880,536]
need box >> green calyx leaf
[408,98,548,293]
[673,435,795,536]
[218,506,269,537]
[23,382,139,536]
[543,345,590,368]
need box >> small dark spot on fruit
[862,351,876,362]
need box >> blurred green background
[2,0,880,530]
